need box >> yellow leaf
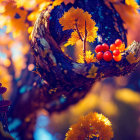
[86,64,98,78]
[126,52,140,64]
[77,50,96,64]
[59,7,98,46]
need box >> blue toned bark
[31,5,140,113]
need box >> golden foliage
[64,31,80,47]
[126,52,140,64]
[53,0,75,7]
[125,0,139,11]
[0,34,30,78]
[27,1,52,39]
[15,0,37,9]
[65,112,113,140]
[27,1,51,21]
[0,1,28,38]
[15,0,52,9]
[0,0,78,39]
[86,65,98,79]
[105,0,139,27]
[0,35,12,46]
[77,50,96,64]
[0,0,52,38]
[52,0,63,7]
[59,7,98,47]
[0,66,12,99]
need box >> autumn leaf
[0,1,28,38]
[59,7,98,47]
[77,50,96,64]
[126,52,140,64]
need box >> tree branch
[83,20,87,63]
[75,21,83,41]
[31,8,140,113]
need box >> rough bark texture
[31,6,140,113]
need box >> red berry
[115,39,122,47]
[113,49,120,56]
[113,54,122,62]
[102,43,109,52]
[96,52,103,60]
[95,45,103,53]
[103,51,113,62]
[110,44,116,51]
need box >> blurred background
[0,0,140,140]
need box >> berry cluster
[95,39,123,62]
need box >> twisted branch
[31,7,140,113]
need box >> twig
[83,20,87,63]
[75,20,83,41]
